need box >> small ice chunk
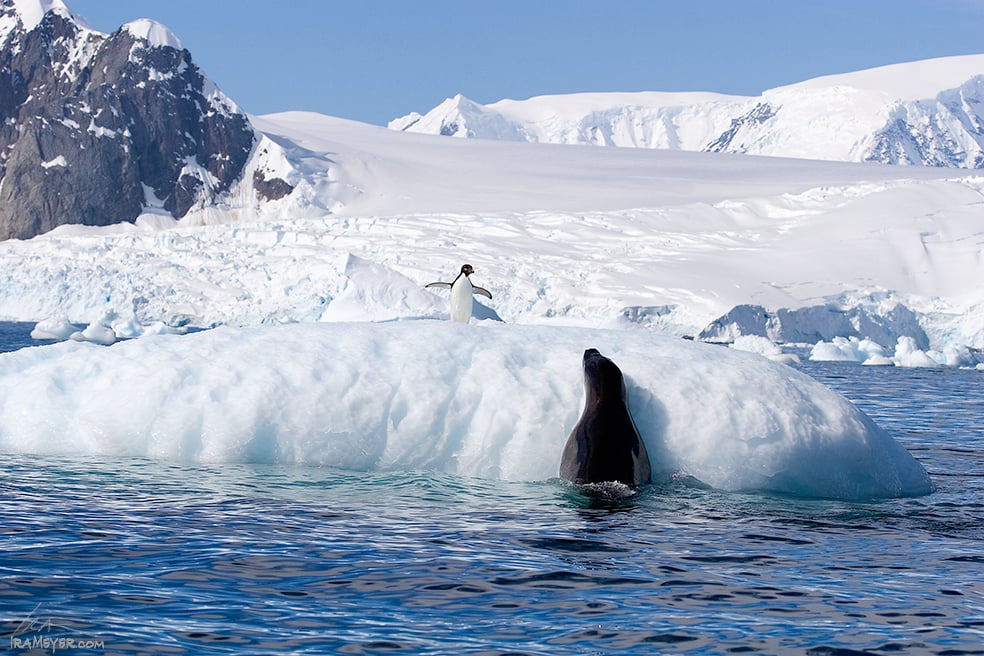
[893,336,941,368]
[31,317,77,341]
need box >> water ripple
[0,356,981,654]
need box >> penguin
[425,264,492,323]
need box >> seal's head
[582,348,626,404]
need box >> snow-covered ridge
[1,0,175,47]
[0,0,78,42]
[776,54,984,100]
[121,18,183,50]
[391,54,984,168]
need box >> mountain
[1,112,981,363]
[0,0,293,240]
[0,4,980,362]
[389,54,984,168]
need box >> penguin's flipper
[472,285,492,299]
[425,282,452,290]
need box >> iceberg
[0,321,932,500]
[809,336,888,364]
[810,335,982,368]
[29,317,77,341]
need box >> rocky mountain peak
[0,0,293,240]
[1,0,72,32]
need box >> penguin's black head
[460,264,475,276]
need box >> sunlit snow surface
[393,54,984,167]
[0,322,931,500]
[1,113,982,354]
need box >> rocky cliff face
[0,1,291,240]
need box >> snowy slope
[0,112,981,360]
[0,0,81,38]
[0,1,981,361]
[391,54,984,168]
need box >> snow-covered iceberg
[810,336,890,364]
[0,321,931,500]
[810,335,981,368]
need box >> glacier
[1,112,981,363]
[0,2,980,362]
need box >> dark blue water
[0,323,981,655]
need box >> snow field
[3,168,982,355]
[393,54,984,168]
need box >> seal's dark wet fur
[560,349,652,487]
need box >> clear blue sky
[71,0,984,126]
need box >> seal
[559,348,652,486]
[425,264,492,323]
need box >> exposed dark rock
[705,103,778,153]
[852,77,984,167]
[0,2,279,240]
[252,170,294,202]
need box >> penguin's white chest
[449,277,474,323]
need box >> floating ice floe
[69,320,116,346]
[892,336,941,368]
[809,336,889,364]
[810,335,981,369]
[29,317,77,341]
[894,336,978,368]
[0,321,932,500]
[34,311,186,346]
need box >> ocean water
[0,323,981,655]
